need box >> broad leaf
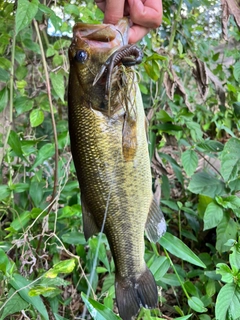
[45,259,76,278]
[30,109,44,127]
[9,274,49,320]
[50,72,65,102]
[81,292,121,320]
[0,289,28,320]
[220,138,240,182]
[181,150,198,177]
[203,202,223,230]
[188,296,207,313]
[216,213,238,253]
[32,143,55,169]
[8,130,23,157]
[215,283,240,320]
[159,232,206,268]
[149,256,170,281]
[15,0,39,35]
[0,86,8,113]
[188,172,225,198]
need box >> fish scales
[68,18,166,320]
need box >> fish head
[68,18,129,88]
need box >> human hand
[95,0,162,43]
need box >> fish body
[68,18,166,320]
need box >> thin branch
[33,19,59,210]
[0,22,16,165]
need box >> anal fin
[81,194,99,241]
[145,197,166,243]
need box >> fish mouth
[72,18,129,51]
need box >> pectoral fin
[81,194,99,241]
[145,197,166,243]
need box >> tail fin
[115,267,158,320]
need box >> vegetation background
[0,0,240,319]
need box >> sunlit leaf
[30,109,44,127]
[159,232,206,268]
[45,259,76,278]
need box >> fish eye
[75,50,88,63]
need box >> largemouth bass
[68,18,166,320]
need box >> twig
[33,19,59,209]
[0,19,16,165]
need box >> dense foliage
[0,0,240,319]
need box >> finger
[128,25,150,43]
[95,0,106,12]
[128,0,162,28]
[103,0,125,24]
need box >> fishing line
[80,150,120,320]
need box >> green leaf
[45,259,76,278]
[50,72,65,102]
[181,150,198,177]
[81,292,121,320]
[89,237,110,273]
[0,185,11,201]
[0,67,10,82]
[216,263,233,283]
[197,140,224,152]
[10,211,31,231]
[54,314,69,320]
[64,4,79,16]
[156,110,174,122]
[220,138,240,182]
[29,181,44,207]
[14,96,33,114]
[0,248,13,276]
[149,256,170,281]
[188,296,207,313]
[233,61,240,82]
[188,172,225,198]
[159,232,206,268]
[152,123,182,131]
[203,202,223,230]
[215,283,240,320]
[32,143,55,169]
[0,86,8,112]
[9,274,49,320]
[216,213,238,253]
[30,109,44,127]
[8,130,23,157]
[0,57,11,70]
[144,60,160,81]
[175,315,193,320]
[229,244,240,269]
[186,121,203,141]
[29,286,58,297]
[0,289,29,320]
[15,0,39,35]
[145,53,167,62]
[61,232,86,245]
